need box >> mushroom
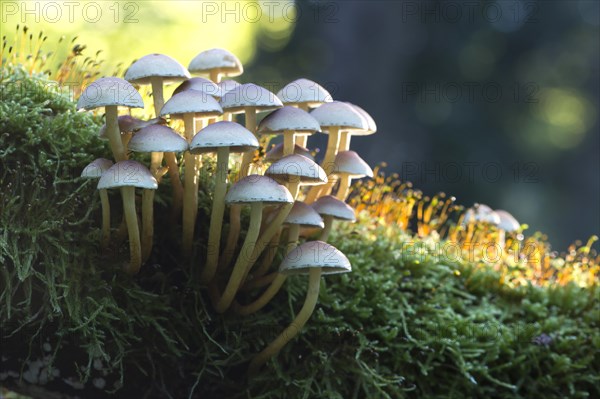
[98,115,166,149]
[337,103,377,152]
[97,160,158,274]
[216,80,241,121]
[159,89,223,257]
[264,142,314,163]
[235,201,324,315]
[276,78,333,147]
[189,121,259,283]
[305,101,368,203]
[257,106,320,157]
[128,125,189,262]
[495,209,521,251]
[265,154,327,199]
[188,48,243,83]
[172,77,220,98]
[332,151,373,201]
[81,158,113,248]
[77,77,144,162]
[213,175,293,313]
[247,240,351,375]
[124,53,191,218]
[312,195,356,241]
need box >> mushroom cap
[265,142,313,162]
[81,158,113,179]
[312,195,356,221]
[463,204,500,225]
[279,241,351,275]
[216,80,242,98]
[284,201,324,228]
[225,175,293,205]
[219,83,283,113]
[495,210,520,232]
[310,101,368,131]
[189,121,258,154]
[276,79,333,107]
[333,151,373,178]
[124,54,190,85]
[128,125,189,153]
[159,89,223,119]
[77,77,144,110]
[173,77,220,97]
[97,160,158,190]
[347,103,377,136]
[98,116,166,138]
[257,106,321,135]
[188,48,243,77]
[265,154,327,185]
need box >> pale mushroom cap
[265,154,327,185]
[216,80,242,98]
[77,77,144,110]
[276,78,333,107]
[128,125,189,153]
[347,103,377,136]
[257,106,321,134]
[225,175,293,205]
[188,48,243,77]
[463,204,500,225]
[334,151,373,178]
[159,90,223,118]
[124,53,190,84]
[495,210,520,232]
[265,142,314,162]
[285,201,324,228]
[219,83,283,113]
[189,121,258,154]
[312,195,356,221]
[81,158,113,179]
[279,241,351,275]
[98,116,166,138]
[310,101,368,131]
[97,160,158,190]
[173,77,220,97]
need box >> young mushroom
[337,103,377,152]
[247,240,351,376]
[81,158,114,248]
[332,151,374,201]
[213,175,293,313]
[494,209,521,252]
[159,89,223,257]
[264,143,314,163]
[257,106,321,157]
[188,48,243,83]
[312,195,356,241]
[98,115,166,149]
[216,80,241,121]
[97,160,158,274]
[189,121,258,283]
[128,125,189,262]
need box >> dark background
[251,0,599,249]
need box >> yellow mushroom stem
[201,147,230,283]
[182,113,199,258]
[305,126,340,203]
[283,131,295,156]
[338,131,350,151]
[99,188,111,249]
[215,202,263,313]
[121,186,142,274]
[234,224,299,315]
[105,105,127,162]
[248,267,321,376]
[209,69,221,83]
[335,174,352,201]
[319,215,334,241]
[241,270,277,292]
[141,151,164,263]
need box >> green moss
[1,66,598,399]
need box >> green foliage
[1,66,598,399]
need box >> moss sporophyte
[1,28,598,398]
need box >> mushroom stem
[105,105,127,162]
[150,76,165,114]
[248,267,321,375]
[338,131,350,151]
[201,146,230,283]
[295,104,310,147]
[165,152,184,221]
[121,186,142,274]
[239,108,257,178]
[99,189,111,249]
[182,113,199,258]
[141,151,164,263]
[255,229,282,278]
[319,215,334,241]
[335,174,351,201]
[215,202,263,313]
[209,70,221,83]
[287,181,300,199]
[283,131,295,156]
[305,127,340,203]
[234,224,299,315]
[242,270,277,291]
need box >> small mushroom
[337,103,377,151]
[173,77,220,98]
[81,158,114,248]
[265,154,327,199]
[332,151,374,201]
[97,160,158,274]
[257,106,321,157]
[216,80,242,121]
[311,195,356,241]
[98,115,166,148]
[495,209,521,251]
[248,241,351,375]
[188,48,243,83]
[189,121,258,283]
[265,142,314,163]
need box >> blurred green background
[2,0,598,248]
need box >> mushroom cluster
[77,49,376,374]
